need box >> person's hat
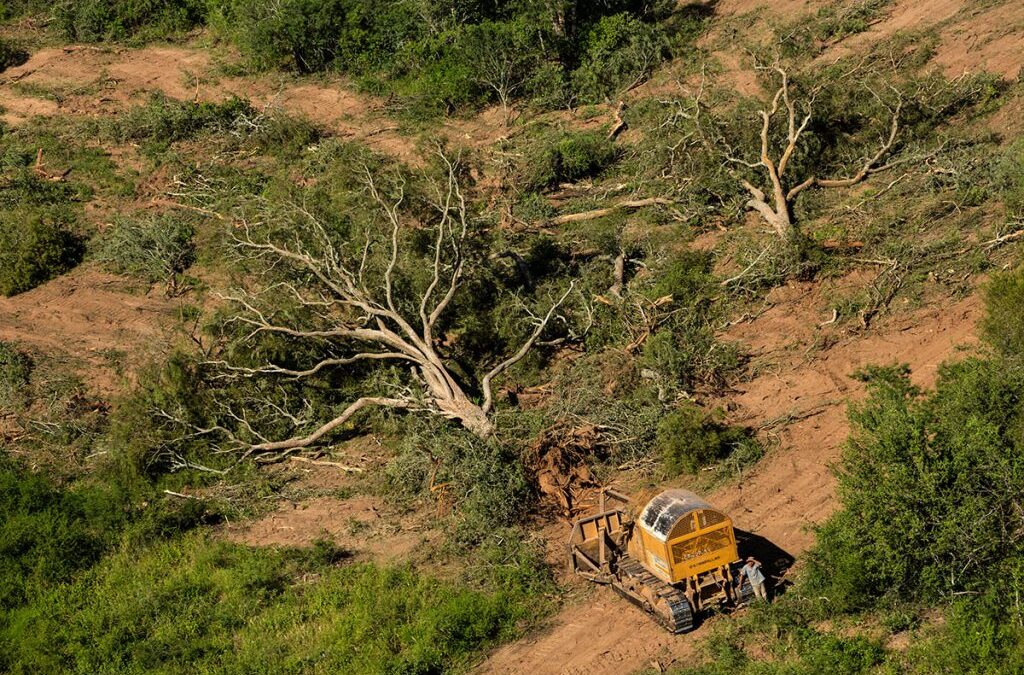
[746,557,755,562]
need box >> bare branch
[549,197,675,225]
[247,396,412,454]
[482,281,576,414]
[206,353,410,379]
[696,65,905,241]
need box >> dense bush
[113,94,254,145]
[0,38,28,73]
[38,0,698,115]
[907,588,1024,673]
[54,0,206,42]
[656,402,749,474]
[518,130,619,190]
[803,358,1024,611]
[208,0,358,73]
[95,214,195,286]
[571,13,669,103]
[0,208,82,296]
[981,264,1024,358]
[0,1,48,20]
[208,0,694,117]
[997,137,1024,221]
[111,94,321,157]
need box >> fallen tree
[164,150,573,462]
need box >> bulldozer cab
[629,489,740,584]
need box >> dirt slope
[479,286,980,674]
[0,45,420,162]
[0,266,180,394]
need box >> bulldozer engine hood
[638,489,714,542]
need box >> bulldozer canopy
[638,489,719,542]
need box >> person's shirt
[742,563,765,585]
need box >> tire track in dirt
[0,266,180,394]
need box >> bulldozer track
[614,556,694,633]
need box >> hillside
[1,1,1023,673]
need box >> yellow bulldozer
[569,488,753,632]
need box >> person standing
[740,556,769,602]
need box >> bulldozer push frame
[569,487,754,633]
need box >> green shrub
[996,137,1024,220]
[519,130,618,190]
[247,112,322,158]
[113,94,254,146]
[0,1,49,21]
[95,214,195,285]
[812,0,894,43]
[981,265,1024,358]
[571,13,669,103]
[209,0,678,116]
[804,361,1024,611]
[385,418,534,544]
[112,94,320,157]
[0,342,31,412]
[908,587,1024,674]
[0,38,28,73]
[656,402,747,474]
[54,0,206,43]
[209,0,369,73]
[0,208,82,296]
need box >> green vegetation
[656,403,752,475]
[571,12,670,102]
[3,0,1023,670]
[804,358,1024,611]
[113,94,255,145]
[108,94,321,158]
[982,264,1024,356]
[95,214,196,288]
[0,341,31,411]
[30,1,708,118]
[0,457,548,673]
[0,208,82,296]
[208,0,694,114]
[997,137,1024,221]
[516,129,619,190]
[0,37,28,72]
[54,0,206,43]
[0,122,133,294]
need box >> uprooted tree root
[525,422,605,518]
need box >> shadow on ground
[736,528,796,597]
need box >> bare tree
[177,150,573,460]
[467,22,541,127]
[712,66,903,240]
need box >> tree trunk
[437,393,495,438]
[420,364,495,438]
